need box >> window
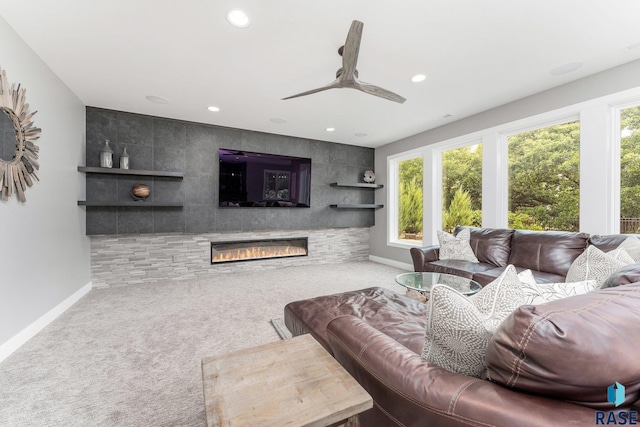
[507,121,580,231]
[441,144,482,232]
[388,153,423,245]
[620,105,640,233]
[386,86,640,249]
[398,157,423,242]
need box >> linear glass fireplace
[211,237,308,264]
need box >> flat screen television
[218,148,312,207]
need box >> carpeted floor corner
[0,261,405,427]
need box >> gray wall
[85,108,376,234]
[0,17,90,348]
[372,59,640,266]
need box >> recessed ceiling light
[146,95,169,104]
[411,74,427,83]
[354,133,368,137]
[549,62,583,76]
[207,106,220,112]
[226,9,250,28]
[325,127,335,132]
[270,117,286,124]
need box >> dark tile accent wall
[85,107,376,235]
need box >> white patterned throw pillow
[566,245,633,289]
[517,268,597,304]
[437,228,478,263]
[609,247,635,263]
[617,237,640,262]
[520,279,597,305]
[517,269,537,286]
[421,265,524,378]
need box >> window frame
[386,86,640,250]
[614,101,640,233]
[504,117,581,232]
[437,140,485,232]
[387,148,425,248]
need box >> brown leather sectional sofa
[412,226,587,285]
[284,227,640,426]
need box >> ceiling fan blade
[354,81,406,104]
[341,20,363,80]
[282,80,341,100]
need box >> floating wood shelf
[330,182,383,189]
[77,201,183,207]
[78,166,184,208]
[329,182,383,209]
[330,204,384,209]
[78,166,184,178]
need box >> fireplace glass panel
[211,237,308,264]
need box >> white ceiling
[2,1,640,148]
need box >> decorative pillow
[617,237,640,262]
[520,279,597,305]
[609,247,635,263]
[516,269,537,286]
[421,265,524,377]
[437,228,479,263]
[565,245,633,289]
[515,269,596,304]
[485,284,640,409]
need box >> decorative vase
[131,183,150,201]
[363,170,375,183]
[120,147,130,169]
[100,139,113,168]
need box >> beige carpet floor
[0,261,406,427]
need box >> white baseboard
[0,282,92,363]
[369,255,413,271]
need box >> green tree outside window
[398,158,423,240]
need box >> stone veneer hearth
[90,228,369,287]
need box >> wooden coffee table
[201,334,372,427]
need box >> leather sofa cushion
[424,259,495,279]
[485,283,640,409]
[284,287,427,354]
[507,230,589,277]
[455,226,514,267]
[602,262,640,288]
[589,234,639,252]
[326,316,597,427]
[473,266,565,286]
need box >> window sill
[387,239,424,249]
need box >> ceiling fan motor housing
[336,67,358,79]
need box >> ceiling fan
[282,20,406,104]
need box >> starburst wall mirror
[0,65,42,203]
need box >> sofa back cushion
[485,283,640,409]
[589,234,640,252]
[454,226,514,267]
[603,262,640,288]
[507,230,589,276]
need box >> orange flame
[212,245,307,263]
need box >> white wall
[0,17,90,355]
[372,59,640,265]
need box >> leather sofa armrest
[326,316,594,427]
[409,245,439,272]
